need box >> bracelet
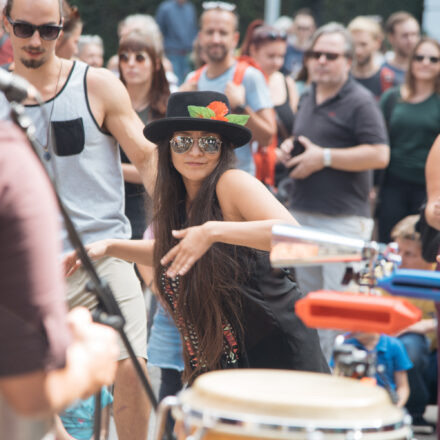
[323,148,332,167]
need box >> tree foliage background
[71,0,423,61]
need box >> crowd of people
[0,0,439,439]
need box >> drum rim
[174,405,412,436]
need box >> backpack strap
[188,65,207,83]
[232,60,249,85]
[380,66,396,94]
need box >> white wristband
[323,148,332,167]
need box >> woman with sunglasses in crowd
[240,21,299,189]
[55,0,83,61]
[378,37,440,243]
[65,91,328,384]
[117,31,170,238]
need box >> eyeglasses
[6,16,63,41]
[202,1,236,12]
[413,54,440,64]
[305,50,347,61]
[170,135,222,154]
[119,52,148,63]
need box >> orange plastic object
[295,290,422,335]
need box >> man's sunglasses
[6,16,63,41]
[305,50,347,61]
[413,54,440,64]
[119,52,148,63]
[170,135,222,154]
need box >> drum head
[175,370,410,439]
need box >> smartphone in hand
[288,138,305,170]
[291,138,305,158]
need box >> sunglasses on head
[254,29,287,43]
[170,135,222,154]
[119,52,148,63]
[202,1,236,12]
[6,16,63,41]
[305,50,346,61]
[413,54,440,64]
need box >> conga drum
[154,369,412,440]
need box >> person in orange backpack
[179,2,275,176]
[348,16,397,100]
[241,20,299,188]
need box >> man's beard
[356,53,372,68]
[205,45,228,63]
[21,58,46,68]
[20,53,47,69]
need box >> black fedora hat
[143,91,252,148]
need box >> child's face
[353,332,380,347]
[396,238,431,270]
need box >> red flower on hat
[187,102,249,126]
[207,101,229,121]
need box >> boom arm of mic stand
[9,102,176,440]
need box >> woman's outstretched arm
[162,169,299,277]
[64,239,155,277]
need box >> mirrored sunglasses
[413,54,440,64]
[170,135,222,154]
[6,16,63,41]
[305,50,346,61]
[119,52,148,63]
[202,1,236,12]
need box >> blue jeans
[399,332,434,417]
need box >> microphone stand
[9,101,174,440]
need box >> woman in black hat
[65,91,328,383]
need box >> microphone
[0,69,41,103]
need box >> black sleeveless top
[274,76,295,145]
[160,248,330,380]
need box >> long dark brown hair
[153,138,253,383]
[405,37,440,100]
[118,32,170,117]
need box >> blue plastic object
[378,269,440,301]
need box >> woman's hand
[161,224,213,278]
[63,240,111,277]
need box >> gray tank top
[25,61,131,252]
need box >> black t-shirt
[354,66,397,100]
[289,76,388,217]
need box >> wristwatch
[233,104,246,114]
[323,148,332,167]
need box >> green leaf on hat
[188,105,216,119]
[226,114,250,125]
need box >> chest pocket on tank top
[52,118,85,156]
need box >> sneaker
[411,416,435,435]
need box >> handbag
[416,203,440,262]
